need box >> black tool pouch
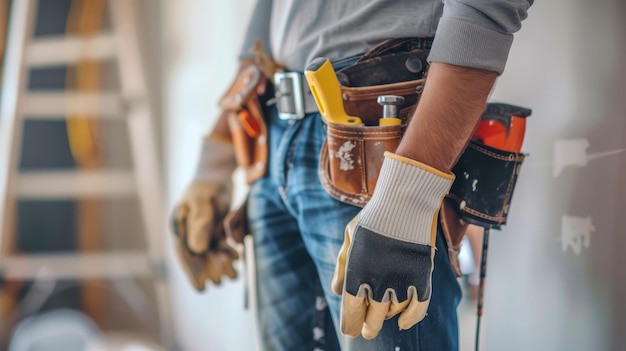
[447,140,526,229]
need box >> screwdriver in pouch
[473,103,531,153]
[377,95,404,126]
[304,57,363,126]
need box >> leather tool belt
[219,64,273,184]
[273,37,432,124]
[219,39,529,280]
[273,71,318,120]
[318,38,432,206]
[217,62,273,245]
[314,38,529,277]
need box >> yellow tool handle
[304,58,362,126]
[379,117,401,126]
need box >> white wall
[162,1,257,350]
[486,1,626,350]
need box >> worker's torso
[270,0,442,71]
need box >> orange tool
[238,109,262,137]
[473,103,531,153]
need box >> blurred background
[0,0,624,350]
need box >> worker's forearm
[395,62,498,171]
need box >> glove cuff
[194,137,238,183]
[358,152,454,246]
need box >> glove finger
[173,204,189,238]
[399,247,436,329]
[173,238,206,291]
[187,273,206,291]
[398,286,429,330]
[187,266,207,291]
[362,290,392,340]
[186,199,214,254]
[331,216,357,296]
[217,251,238,279]
[205,252,223,285]
[340,284,368,338]
[386,292,410,319]
[216,239,239,261]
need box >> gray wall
[486,0,626,350]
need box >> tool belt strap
[271,37,432,124]
[273,71,318,120]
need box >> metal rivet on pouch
[342,93,349,101]
[405,56,423,74]
[337,72,350,86]
[459,201,466,210]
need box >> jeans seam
[278,121,303,218]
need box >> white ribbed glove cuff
[194,137,238,183]
[358,152,455,246]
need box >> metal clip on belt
[272,71,319,120]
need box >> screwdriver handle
[305,58,363,126]
[377,95,404,126]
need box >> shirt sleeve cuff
[428,17,514,74]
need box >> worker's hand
[171,137,239,291]
[331,152,454,339]
[172,205,238,291]
[175,182,231,254]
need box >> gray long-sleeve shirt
[239,0,533,74]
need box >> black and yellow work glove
[331,151,454,339]
[172,136,239,291]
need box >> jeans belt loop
[272,71,319,120]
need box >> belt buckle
[273,71,305,120]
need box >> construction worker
[172,1,534,350]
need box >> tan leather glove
[172,137,239,291]
[440,197,470,277]
[331,152,454,339]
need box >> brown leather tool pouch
[219,65,272,184]
[319,79,424,207]
[440,140,526,276]
[320,123,401,207]
[318,38,430,205]
[341,79,424,126]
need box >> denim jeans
[248,107,462,351]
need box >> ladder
[0,0,175,347]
